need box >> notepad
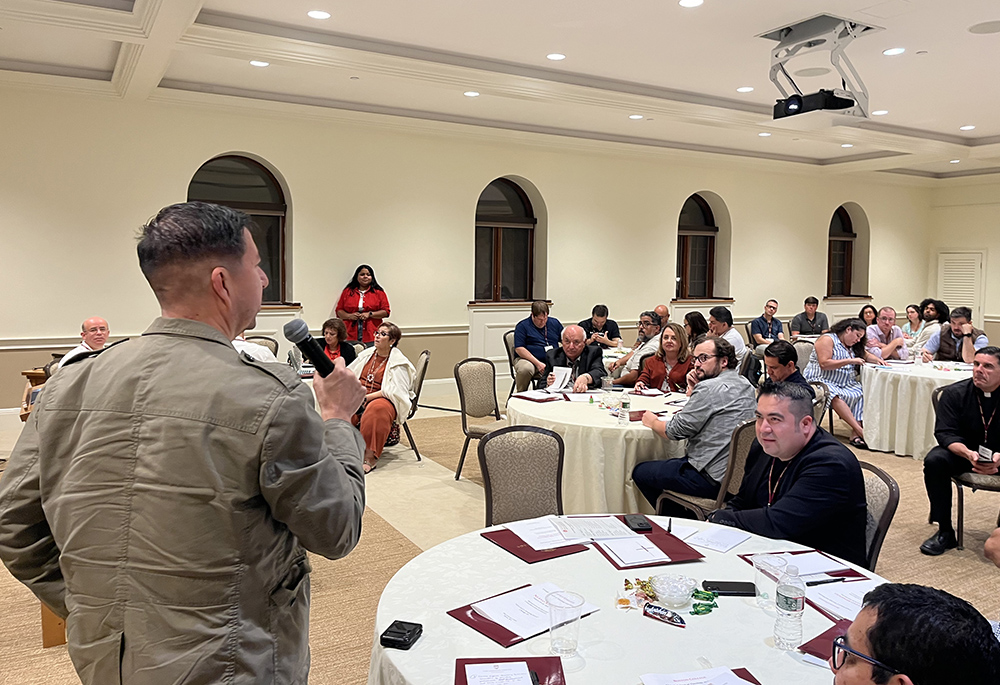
[806,578,885,621]
[553,515,637,541]
[505,517,589,551]
[471,583,599,640]
[597,537,671,567]
[773,551,849,576]
[686,527,751,553]
[465,661,533,685]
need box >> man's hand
[572,376,590,393]
[960,322,974,336]
[315,357,365,422]
[634,380,647,391]
[640,410,659,428]
[686,368,698,392]
[922,349,933,363]
[546,373,555,387]
[535,359,547,373]
[971,452,1000,476]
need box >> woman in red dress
[634,323,693,393]
[335,264,390,346]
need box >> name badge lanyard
[767,459,788,506]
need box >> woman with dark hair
[334,264,391,346]
[683,311,710,349]
[908,298,948,359]
[803,317,885,448]
[902,304,924,339]
[348,321,414,473]
[858,304,878,329]
[321,317,357,365]
[634,323,693,393]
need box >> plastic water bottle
[773,565,806,650]
[618,393,631,426]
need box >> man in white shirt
[708,306,747,362]
[59,317,110,368]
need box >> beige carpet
[405,415,484,487]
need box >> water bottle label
[776,592,804,612]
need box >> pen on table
[806,577,847,587]
[667,518,672,534]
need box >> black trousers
[923,446,973,526]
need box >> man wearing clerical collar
[920,346,1000,555]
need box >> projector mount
[761,15,881,120]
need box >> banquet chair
[808,380,829,427]
[478,425,564,526]
[353,343,365,356]
[454,357,507,481]
[793,340,814,371]
[503,329,518,401]
[655,419,756,520]
[931,385,1000,549]
[400,350,431,461]
[859,461,899,572]
[245,335,278,355]
[744,321,754,349]
[737,350,761,387]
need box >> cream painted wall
[1,86,934,349]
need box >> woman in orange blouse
[634,323,692,393]
[335,264,391,346]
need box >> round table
[506,394,686,514]
[860,362,971,458]
[368,517,871,685]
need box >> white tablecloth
[506,394,686,515]
[860,363,971,458]
[368,517,874,685]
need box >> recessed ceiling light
[882,47,905,56]
[679,0,704,7]
[249,60,269,67]
[758,132,771,137]
[736,86,754,93]
[464,91,480,97]
[628,114,644,120]
[969,20,1000,35]
[841,143,854,148]
[546,53,566,61]
[950,159,961,164]
[872,110,889,116]
[959,125,976,131]
[307,10,331,19]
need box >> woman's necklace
[364,352,389,390]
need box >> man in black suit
[539,325,606,392]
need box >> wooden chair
[454,358,507,480]
[400,350,431,461]
[479,425,564,526]
[502,329,517,401]
[655,419,756,519]
[859,461,900,572]
[931,385,1000,549]
[245,335,278,356]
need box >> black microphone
[283,319,335,377]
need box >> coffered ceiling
[2,0,999,179]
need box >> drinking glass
[546,590,585,656]
[752,554,787,609]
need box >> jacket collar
[142,317,235,348]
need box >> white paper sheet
[504,517,589,551]
[470,582,599,640]
[666,524,699,541]
[548,367,572,392]
[773,551,849,576]
[640,667,746,685]
[598,537,670,567]
[806,578,885,621]
[553,516,637,541]
[686,527,751,553]
[465,661,534,685]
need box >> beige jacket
[0,317,366,684]
[349,346,415,424]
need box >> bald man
[654,304,669,324]
[540,324,607,392]
[59,317,110,368]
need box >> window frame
[474,179,537,303]
[827,206,856,297]
[676,194,718,300]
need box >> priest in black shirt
[920,346,1000,556]
[708,382,867,567]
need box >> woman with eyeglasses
[803,318,885,449]
[334,264,391,347]
[348,321,414,473]
[634,323,693,393]
[858,304,878,329]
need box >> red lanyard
[767,458,787,506]
[977,395,997,443]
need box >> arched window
[474,178,536,302]
[188,155,288,304]
[828,206,855,296]
[675,194,717,299]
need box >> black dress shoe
[919,530,958,556]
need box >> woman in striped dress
[804,318,886,448]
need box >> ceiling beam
[0,0,147,41]
[114,0,203,99]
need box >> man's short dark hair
[804,296,819,306]
[693,335,737,370]
[708,306,733,327]
[766,299,778,307]
[137,202,249,282]
[592,304,609,318]
[764,340,797,367]
[975,346,1000,364]
[757,381,813,422]
[531,301,550,317]
[641,310,662,328]
[862,583,1000,685]
[951,306,973,322]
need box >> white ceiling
[2,0,999,179]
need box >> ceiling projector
[773,89,856,120]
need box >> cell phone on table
[702,580,756,597]
[624,514,653,533]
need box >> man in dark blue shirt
[750,299,784,356]
[513,300,563,392]
[761,340,813,398]
[578,304,621,348]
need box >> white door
[937,251,985,324]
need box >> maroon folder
[593,533,705,570]
[732,668,763,684]
[629,409,646,421]
[480,529,589,564]
[455,657,566,685]
[448,585,531,647]
[737,549,867,581]
[799,619,852,661]
[510,394,564,403]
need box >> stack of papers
[641,667,748,685]
[596,537,671,567]
[552,515,638,541]
[548,367,572,392]
[772,551,849,576]
[504,517,589,551]
[686,528,751,553]
[806,578,885,621]
[471,583,599,639]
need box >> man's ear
[210,266,232,307]
[890,675,914,685]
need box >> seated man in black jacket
[539,324,606,393]
[708,382,867,567]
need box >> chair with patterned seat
[655,419,756,520]
[454,357,507,481]
[397,349,431,460]
[793,339,814,371]
[502,330,518,401]
[478,425,564,526]
[808,380,830,427]
[859,461,899,572]
[245,335,279,356]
